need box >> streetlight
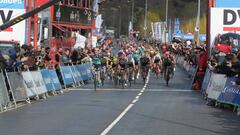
[131,0,134,26]
[118,5,122,37]
[195,0,201,46]
[144,0,148,37]
[165,0,169,43]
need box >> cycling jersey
[140,56,150,66]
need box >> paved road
[0,66,239,135]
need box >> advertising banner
[7,72,27,101]
[30,71,48,95]
[53,5,93,25]
[152,22,161,40]
[216,0,240,8]
[21,72,38,97]
[207,73,227,100]
[71,66,83,82]
[41,69,62,91]
[202,69,211,91]
[75,64,93,81]
[60,66,74,85]
[0,0,25,45]
[218,77,240,106]
[0,72,9,106]
[199,34,206,41]
[210,8,240,48]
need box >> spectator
[0,51,7,71]
[60,49,71,65]
[43,47,51,67]
[71,49,79,65]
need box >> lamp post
[131,0,134,25]
[165,0,168,43]
[195,0,201,46]
[144,0,148,37]
[118,5,122,37]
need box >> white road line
[99,72,151,135]
[69,88,192,92]
[132,99,138,103]
[100,104,134,135]
[135,96,140,99]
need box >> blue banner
[168,18,172,43]
[41,69,62,91]
[41,69,54,91]
[218,77,240,106]
[48,70,62,90]
[199,34,206,42]
[71,66,83,82]
[60,66,74,85]
[0,0,25,9]
[85,63,93,79]
[182,34,194,40]
[216,0,240,8]
[174,18,181,35]
[75,63,93,81]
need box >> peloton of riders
[91,39,176,87]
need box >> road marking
[69,88,192,92]
[100,104,134,135]
[99,71,151,135]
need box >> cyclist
[140,53,150,82]
[92,49,102,87]
[118,51,128,87]
[133,50,141,79]
[153,51,162,78]
[162,51,176,77]
[127,53,136,81]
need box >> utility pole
[195,0,201,46]
[118,5,122,37]
[165,0,169,43]
[144,0,148,37]
[131,0,134,26]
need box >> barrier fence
[177,55,240,114]
[176,55,198,82]
[0,72,10,110]
[0,63,93,112]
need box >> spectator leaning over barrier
[71,49,79,65]
[7,48,22,72]
[43,47,51,67]
[60,49,71,66]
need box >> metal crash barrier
[0,72,10,111]
[177,55,240,115]
[0,63,93,113]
